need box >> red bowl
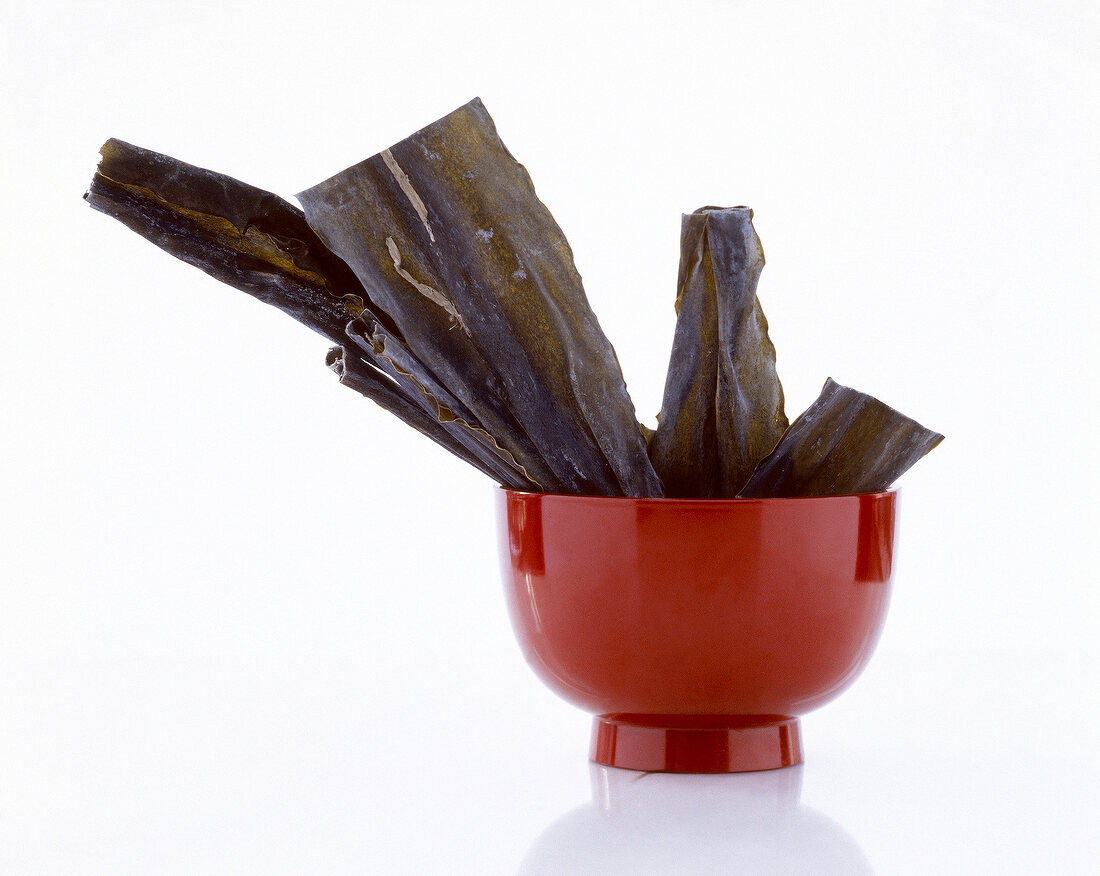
[497,489,897,773]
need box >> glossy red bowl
[498,489,897,773]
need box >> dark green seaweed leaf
[327,346,531,488]
[85,138,377,344]
[343,315,543,489]
[86,123,942,500]
[297,98,662,497]
[649,207,787,497]
[85,138,540,489]
[738,378,944,497]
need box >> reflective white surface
[519,750,1100,875]
[2,0,1098,872]
[522,765,872,874]
[3,705,1097,874]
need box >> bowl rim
[499,487,898,505]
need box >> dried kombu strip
[344,314,544,490]
[296,98,662,498]
[738,378,944,497]
[85,139,379,345]
[326,346,531,488]
[86,122,942,501]
[648,207,787,497]
[85,138,540,490]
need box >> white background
[2,1,1098,873]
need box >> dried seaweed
[85,139,376,345]
[648,207,787,497]
[86,107,942,501]
[85,138,540,490]
[326,346,530,487]
[344,314,543,489]
[738,378,945,497]
[296,98,662,497]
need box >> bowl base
[590,714,802,773]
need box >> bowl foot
[590,714,802,773]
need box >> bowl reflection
[519,763,873,875]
